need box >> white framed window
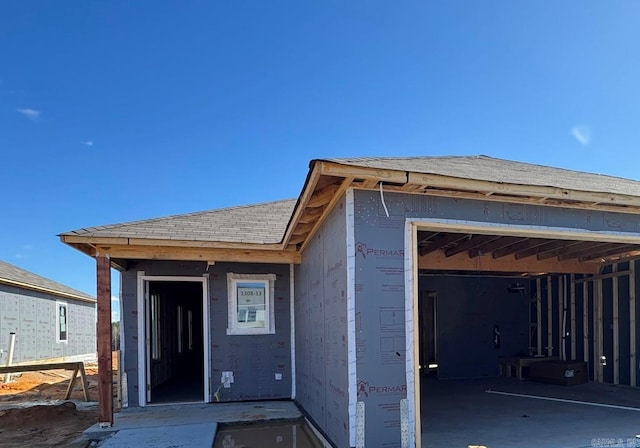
[56,301,68,343]
[227,273,276,335]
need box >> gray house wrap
[0,260,96,364]
[352,188,640,447]
[295,196,349,448]
[120,260,291,407]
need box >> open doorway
[418,291,438,377]
[410,222,640,447]
[145,280,205,404]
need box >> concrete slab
[100,422,216,448]
[84,401,302,443]
[422,377,640,448]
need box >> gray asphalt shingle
[0,260,94,301]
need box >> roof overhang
[60,158,640,272]
[60,235,301,269]
[280,159,640,273]
[0,277,96,303]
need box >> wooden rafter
[493,239,549,259]
[536,240,586,260]
[444,234,500,258]
[579,245,640,262]
[418,250,599,274]
[419,233,468,256]
[558,242,621,261]
[300,177,354,252]
[468,236,523,258]
[515,241,570,260]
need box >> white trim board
[346,188,358,448]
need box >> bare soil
[0,366,99,447]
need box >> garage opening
[146,280,205,404]
[413,227,640,447]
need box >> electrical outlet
[275,373,282,380]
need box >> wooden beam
[361,179,378,189]
[307,183,340,208]
[631,261,637,387]
[443,235,499,258]
[516,241,565,260]
[300,178,353,252]
[61,236,129,245]
[536,241,586,261]
[395,185,640,216]
[570,274,576,360]
[493,239,547,259]
[613,263,620,385]
[418,251,599,274]
[574,269,631,283]
[579,245,640,262]
[97,254,113,426]
[407,172,640,209]
[96,245,301,264]
[281,162,322,247]
[556,242,613,261]
[292,222,315,236]
[297,207,324,224]
[318,161,408,184]
[62,235,283,252]
[468,236,522,258]
[547,276,553,357]
[419,233,468,256]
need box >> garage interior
[416,229,640,448]
[146,281,204,405]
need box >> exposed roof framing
[60,155,640,269]
[417,230,640,275]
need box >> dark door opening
[418,290,438,377]
[147,281,204,404]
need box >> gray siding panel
[0,284,95,364]
[121,260,291,407]
[209,262,291,401]
[295,196,349,448]
[353,189,640,447]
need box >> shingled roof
[61,199,297,244]
[325,155,640,197]
[0,260,95,303]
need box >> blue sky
[2,2,640,321]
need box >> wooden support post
[536,278,542,356]
[547,276,553,357]
[631,261,637,387]
[97,254,113,426]
[583,277,589,365]
[613,264,620,385]
[570,274,576,360]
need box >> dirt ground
[0,365,99,447]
